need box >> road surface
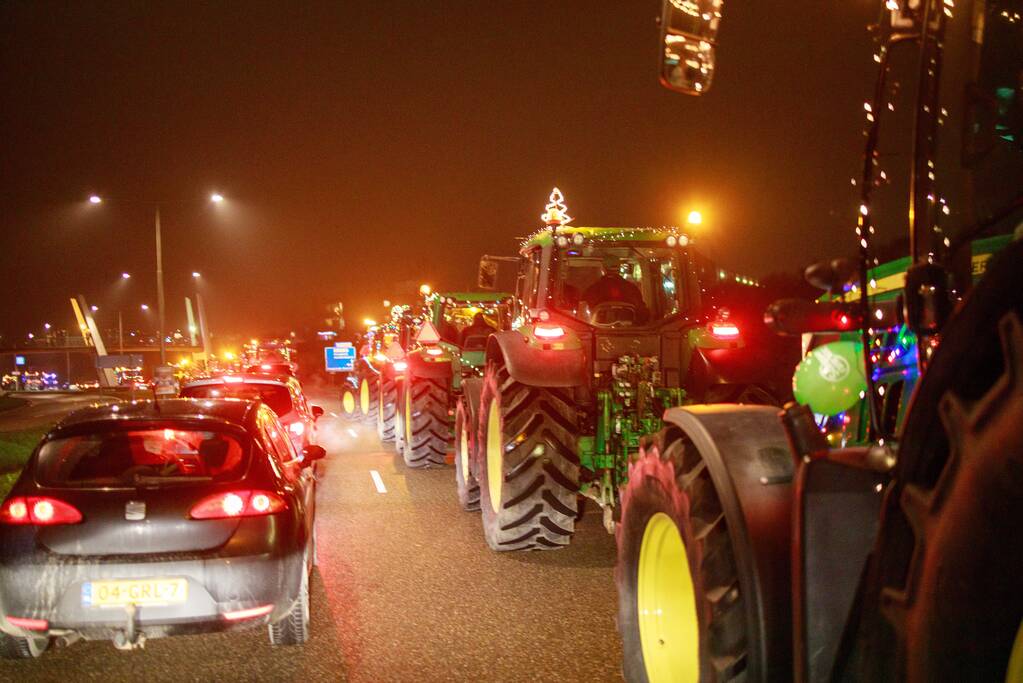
[0,395,624,682]
[0,391,119,432]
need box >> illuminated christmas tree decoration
[541,187,573,228]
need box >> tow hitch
[112,604,146,650]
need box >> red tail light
[425,347,444,356]
[6,616,48,631]
[189,490,287,520]
[533,323,566,340]
[709,322,740,340]
[0,497,82,525]
[393,361,408,372]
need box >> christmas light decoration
[541,187,573,228]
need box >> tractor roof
[521,226,687,249]
[435,291,512,303]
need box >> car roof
[51,398,259,435]
[182,374,294,388]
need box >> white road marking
[330,412,339,418]
[370,470,387,494]
[347,428,358,438]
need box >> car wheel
[0,631,48,659]
[268,559,310,646]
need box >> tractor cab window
[437,301,505,350]
[517,249,543,312]
[552,246,682,327]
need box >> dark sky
[0,1,877,340]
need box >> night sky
[0,1,877,340]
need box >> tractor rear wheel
[402,372,451,468]
[454,395,480,510]
[477,359,579,551]
[616,429,749,683]
[377,373,397,445]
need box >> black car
[0,398,324,658]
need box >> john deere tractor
[454,191,779,550]
[612,2,1023,682]
[397,291,512,469]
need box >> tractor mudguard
[406,350,453,380]
[793,456,885,683]
[661,404,796,679]
[461,377,483,420]
[486,331,586,388]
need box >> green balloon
[793,340,867,416]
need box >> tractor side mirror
[658,0,723,95]
[301,445,327,465]
[478,257,499,290]
[311,405,324,420]
[764,298,901,335]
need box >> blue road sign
[324,343,356,372]
[14,356,25,367]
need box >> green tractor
[613,1,1023,681]
[395,291,512,469]
[455,189,782,549]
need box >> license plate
[82,578,188,608]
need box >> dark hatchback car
[0,398,324,658]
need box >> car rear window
[35,429,248,488]
[181,383,294,417]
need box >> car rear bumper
[0,550,305,640]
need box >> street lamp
[88,192,224,364]
[121,272,131,280]
[192,271,201,279]
[140,304,150,311]
[686,210,703,226]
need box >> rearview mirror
[311,405,324,420]
[659,0,723,95]
[478,257,499,290]
[301,444,327,464]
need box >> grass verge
[0,427,46,499]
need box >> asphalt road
[0,394,624,682]
[0,391,119,432]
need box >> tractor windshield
[551,245,681,327]
[436,301,505,349]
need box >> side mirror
[659,0,723,95]
[311,405,324,420]
[301,444,327,464]
[478,257,499,290]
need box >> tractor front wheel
[616,429,749,683]
[477,359,579,551]
[454,396,480,510]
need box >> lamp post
[88,193,224,365]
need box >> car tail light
[425,347,444,356]
[709,322,740,340]
[189,490,287,520]
[222,604,274,621]
[0,497,82,525]
[6,616,48,631]
[534,323,566,340]
[260,364,272,370]
[393,361,408,372]
[288,421,305,436]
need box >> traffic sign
[13,356,25,367]
[324,343,356,372]
[417,320,441,344]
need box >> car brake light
[709,322,740,340]
[393,361,408,372]
[0,497,82,525]
[223,376,244,383]
[425,347,444,356]
[222,604,274,621]
[534,323,565,340]
[6,616,48,631]
[189,490,287,520]
[288,421,305,436]
[260,364,272,370]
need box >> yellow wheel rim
[486,399,502,514]
[342,390,355,415]
[360,378,370,416]
[1007,618,1023,683]
[377,382,385,433]
[459,419,470,484]
[638,512,700,683]
[405,387,413,448]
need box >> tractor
[454,188,781,549]
[612,1,1023,682]
[396,291,513,469]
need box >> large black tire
[477,359,579,551]
[377,373,397,445]
[358,372,379,425]
[268,560,310,646]
[616,429,749,683]
[455,394,480,510]
[0,632,48,659]
[836,240,1023,681]
[402,371,451,468]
